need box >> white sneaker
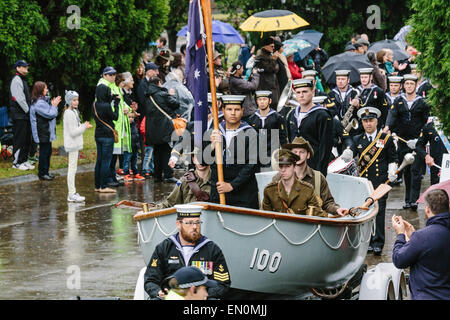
[13,163,30,170]
[67,193,86,202]
[24,161,35,170]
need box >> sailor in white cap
[286,78,334,176]
[386,76,403,104]
[326,69,359,122]
[247,90,288,171]
[355,67,389,129]
[351,106,398,255]
[384,74,430,211]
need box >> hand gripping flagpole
[200,0,226,204]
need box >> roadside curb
[0,163,95,186]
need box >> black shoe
[410,203,418,211]
[107,181,120,187]
[163,177,178,183]
[367,245,374,253]
[402,203,412,209]
[39,174,54,181]
[373,247,383,256]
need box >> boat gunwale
[132,202,378,226]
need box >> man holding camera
[228,61,260,119]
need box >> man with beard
[286,78,333,176]
[143,209,230,300]
[384,74,430,210]
[209,95,259,209]
[247,90,287,172]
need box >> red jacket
[288,60,303,80]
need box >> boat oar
[347,183,392,217]
[114,200,155,210]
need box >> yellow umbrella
[240,9,309,34]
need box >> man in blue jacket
[392,189,450,300]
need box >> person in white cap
[384,74,430,211]
[351,107,398,255]
[326,69,359,122]
[386,76,403,104]
[63,90,93,202]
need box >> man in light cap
[354,67,389,130]
[209,95,259,209]
[384,74,430,210]
[165,266,218,300]
[351,107,398,255]
[144,208,230,300]
[386,76,403,104]
[262,148,325,216]
[411,64,433,99]
[326,69,359,122]
[286,78,333,176]
[247,90,288,171]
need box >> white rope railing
[216,212,276,236]
[137,218,177,244]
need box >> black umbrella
[322,52,373,85]
[368,39,410,61]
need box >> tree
[407,0,450,135]
[0,0,170,119]
[215,0,412,56]
[165,0,190,52]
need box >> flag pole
[200,0,226,204]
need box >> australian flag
[185,0,208,149]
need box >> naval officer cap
[302,70,317,78]
[168,266,217,289]
[409,64,417,70]
[358,67,373,75]
[335,69,351,77]
[388,76,403,83]
[312,96,327,104]
[278,149,300,166]
[403,74,419,82]
[292,78,314,89]
[255,90,272,99]
[357,107,381,120]
[220,95,246,106]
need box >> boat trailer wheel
[310,280,350,300]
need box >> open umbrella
[417,179,450,203]
[239,10,309,33]
[177,20,244,44]
[282,38,314,61]
[294,29,323,47]
[321,51,373,85]
[368,39,410,61]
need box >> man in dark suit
[352,107,398,255]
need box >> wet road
[0,170,431,300]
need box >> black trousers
[153,143,173,180]
[399,143,424,204]
[12,119,31,165]
[38,142,52,177]
[371,193,387,249]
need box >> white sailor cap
[357,107,381,120]
[255,90,272,99]
[409,64,417,70]
[358,67,373,75]
[292,78,314,89]
[388,76,403,83]
[312,96,327,104]
[302,70,317,78]
[335,69,351,77]
[403,74,419,82]
[220,95,246,106]
[207,92,223,103]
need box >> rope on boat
[216,211,276,236]
[137,218,177,244]
[216,211,375,250]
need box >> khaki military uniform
[152,170,211,210]
[262,178,326,217]
[272,166,340,215]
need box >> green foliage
[165,0,190,51]
[215,0,411,56]
[0,0,170,118]
[408,0,450,135]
